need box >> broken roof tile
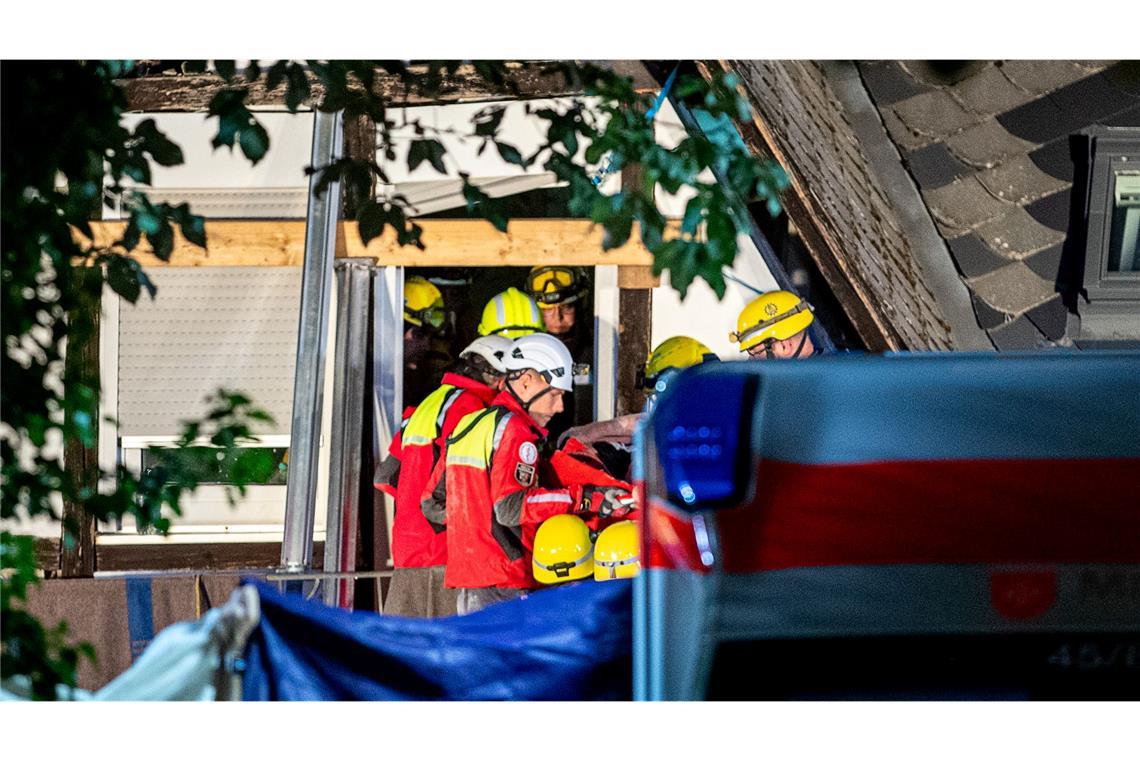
[976,153,1070,205]
[922,175,1014,232]
[1024,295,1069,340]
[989,313,1047,350]
[1049,72,1139,126]
[892,90,980,140]
[1027,138,1075,182]
[998,60,1090,95]
[996,95,1070,144]
[953,65,1036,115]
[1025,190,1072,232]
[974,206,1067,259]
[903,142,972,188]
[880,106,931,151]
[948,232,1014,278]
[968,261,1058,315]
[1022,244,1065,281]
[859,60,932,106]
[944,118,1036,169]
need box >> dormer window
[1083,127,1140,301]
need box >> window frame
[1083,127,1140,302]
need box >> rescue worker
[374,336,512,618]
[730,290,817,360]
[403,276,449,406]
[420,333,631,615]
[557,335,719,455]
[525,266,593,442]
[477,287,545,339]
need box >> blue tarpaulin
[242,579,633,701]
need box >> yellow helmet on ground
[640,336,718,392]
[478,287,544,338]
[730,290,814,352]
[593,521,640,581]
[404,276,446,329]
[533,514,594,585]
[527,266,585,309]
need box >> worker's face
[404,325,431,368]
[541,303,576,336]
[746,330,815,360]
[513,369,565,427]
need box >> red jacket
[376,373,497,568]
[421,390,585,589]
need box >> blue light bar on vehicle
[648,367,758,511]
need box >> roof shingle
[952,64,1036,115]
[968,261,1057,315]
[973,206,1066,259]
[976,153,1070,205]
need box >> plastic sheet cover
[242,578,633,700]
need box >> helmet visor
[406,306,446,330]
[528,267,581,306]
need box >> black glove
[582,486,636,518]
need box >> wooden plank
[699,60,900,353]
[618,265,659,289]
[61,268,101,578]
[616,288,653,417]
[117,62,660,113]
[96,541,325,572]
[78,219,667,267]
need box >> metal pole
[372,267,404,459]
[280,110,344,573]
[593,265,619,421]
[322,259,372,607]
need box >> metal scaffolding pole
[322,259,372,607]
[280,109,344,573]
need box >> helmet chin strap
[507,373,554,414]
[789,330,809,359]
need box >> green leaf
[214,60,235,82]
[238,121,270,164]
[104,255,141,304]
[495,141,526,167]
[285,64,310,112]
[357,202,387,245]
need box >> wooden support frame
[78,219,667,268]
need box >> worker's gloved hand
[581,486,637,519]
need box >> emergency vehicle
[633,352,1140,700]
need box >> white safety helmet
[504,333,574,392]
[459,336,511,374]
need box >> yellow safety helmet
[478,287,545,338]
[639,336,718,392]
[532,514,594,585]
[593,520,640,581]
[527,266,585,309]
[730,290,814,352]
[404,276,446,330]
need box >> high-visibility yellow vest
[402,384,464,448]
[446,406,514,471]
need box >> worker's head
[478,287,545,339]
[404,276,446,331]
[502,333,574,427]
[639,336,719,397]
[456,336,511,391]
[527,266,585,337]
[730,290,816,361]
[533,514,595,585]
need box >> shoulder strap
[446,406,500,446]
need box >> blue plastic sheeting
[242,579,633,701]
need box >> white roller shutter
[116,267,301,437]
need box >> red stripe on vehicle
[708,458,1140,573]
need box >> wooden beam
[60,268,101,578]
[78,219,666,267]
[116,62,658,112]
[699,60,901,353]
[616,288,653,417]
[618,265,660,289]
[96,540,325,572]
